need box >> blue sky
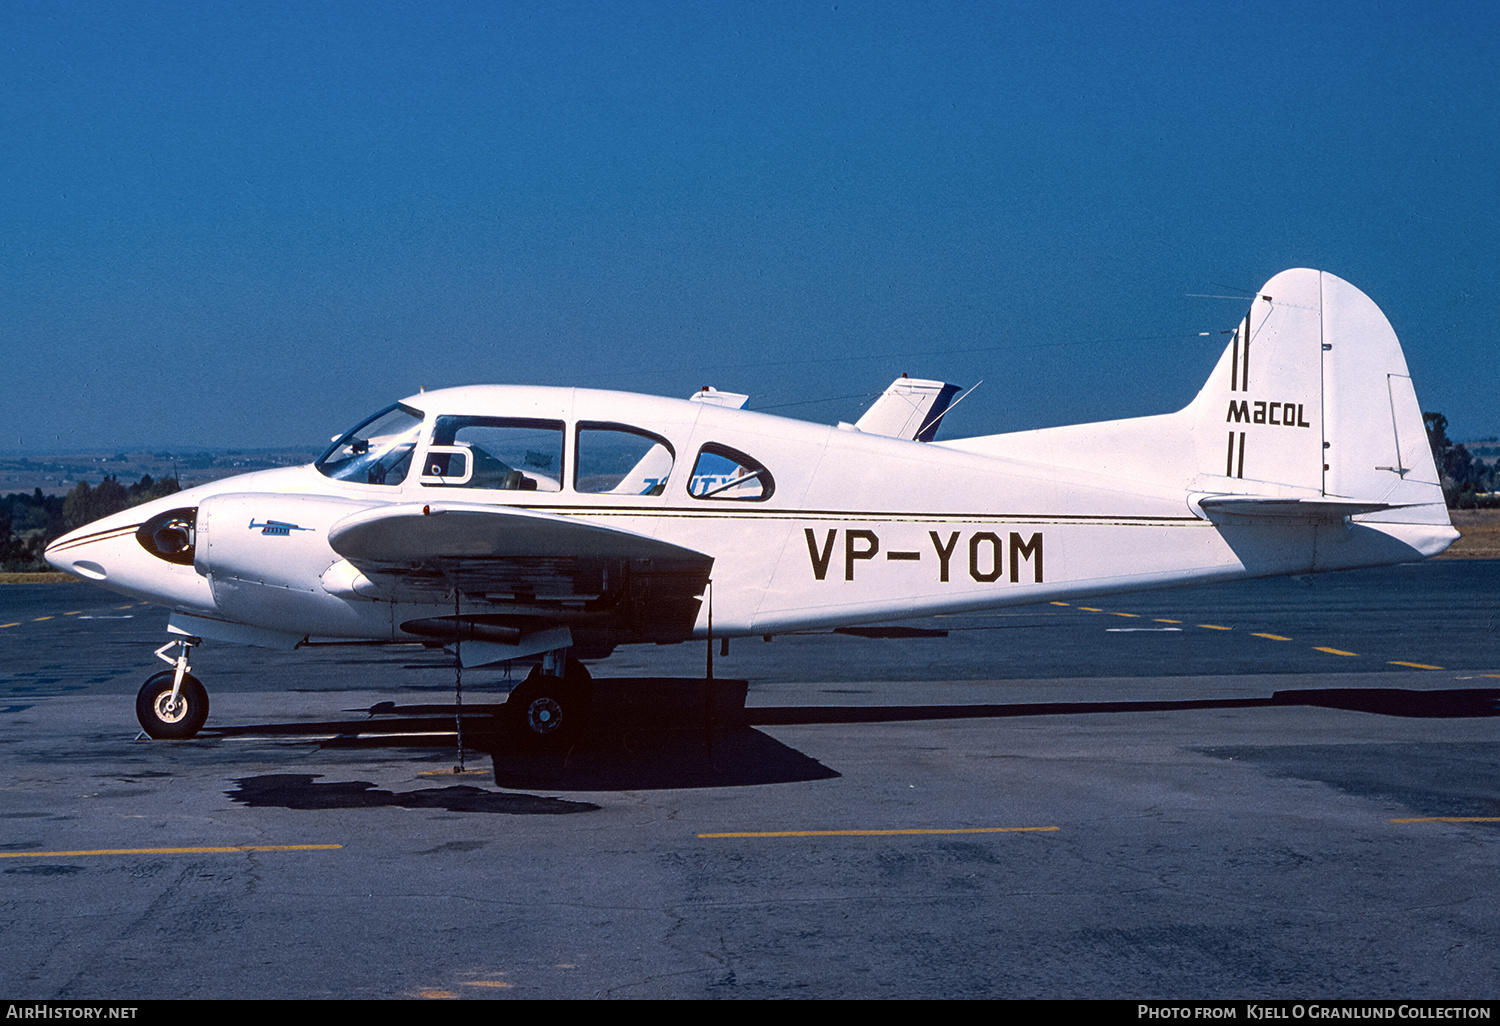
[2,1,1495,451]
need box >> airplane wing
[325,503,713,644]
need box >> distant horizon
[0,445,321,457]
[4,387,1499,460]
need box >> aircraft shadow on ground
[224,774,602,814]
[738,687,1500,725]
[206,714,842,793]
[198,680,1500,794]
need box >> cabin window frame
[686,442,775,502]
[419,415,566,492]
[573,421,677,496]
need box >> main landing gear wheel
[506,661,593,748]
[136,671,210,740]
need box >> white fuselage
[44,382,1455,655]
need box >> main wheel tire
[136,671,209,740]
[506,671,591,747]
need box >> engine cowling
[195,493,384,637]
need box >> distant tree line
[0,475,180,571]
[1424,412,1497,509]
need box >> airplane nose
[44,512,144,581]
[46,526,113,580]
[45,526,81,568]
[44,503,216,610]
[45,500,202,578]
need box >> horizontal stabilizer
[1195,496,1408,523]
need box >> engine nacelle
[196,492,387,637]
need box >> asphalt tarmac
[2,561,1498,999]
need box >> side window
[575,423,675,495]
[423,417,564,492]
[688,443,774,501]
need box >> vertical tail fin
[940,267,1453,560]
[1188,268,1445,515]
[853,376,963,442]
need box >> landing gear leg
[505,648,593,748]
[136,635,209,740]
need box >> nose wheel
[136,670,209,739]
[137,635,209,739]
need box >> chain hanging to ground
[453,588,465,773]
[704,579,714,765]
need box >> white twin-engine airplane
[47,269,1455,742]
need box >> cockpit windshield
[316,403,424,485]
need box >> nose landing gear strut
[136,634,209,740]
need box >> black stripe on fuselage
[45,523,143,554]
[475,503,1204,525]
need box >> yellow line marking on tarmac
[1392,817,1500,824]
[0,845,343,859]
[1198,624,1231,631]
[32,616,52,622]
[0,623,18,629]
[418,768,489,776]
[699,827,1059,838]
[463,981,513,988]
[64,610,79,615]
[1062,597,1458,669]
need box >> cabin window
[688,443,774,501]
[575,424,675,495]
[424,416,564,491]
[317,404,423,486]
